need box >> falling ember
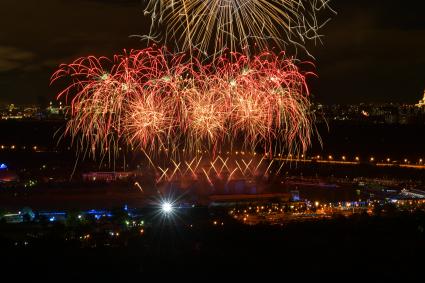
[51,47,316,162]
[144,0,334,55]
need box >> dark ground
[1,212,424,278]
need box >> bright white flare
[161,202,173,213]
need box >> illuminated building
[290,190,300,201]
[208,193,291,207]
[0,163,19,183]
[415,90,425,108]
[82,171,134,182]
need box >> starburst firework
[51,47,315,162]
[144,0,334,55]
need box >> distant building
[399,189,425,199]
[0,163,19,184]
[290,190,300,201]
[208,193,291,207]
[1,212,23,223]
[46,101,64,115]
[415,90,425,108]
[23,106,40,118]
[1,207,35,223]
[82,171,134,182]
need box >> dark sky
[1,0,424,105]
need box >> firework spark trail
[202,168,214,186]
[265,159,275,175]
[170,160,182,180]
[144,0,334,55]
[219,156,230,175]
[134,182,145,193]
[227,168,238,183]
[52,47,315,163]
[209,157,220,176]
[276,160,286,175]
[157,166,169,182]
[149,153,293,185]
[51,52,142,163]
[184,157,198,176]
[254,156,265,172]
[242,158,253,175]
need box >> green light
[100,73,109,80]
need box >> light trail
[144,0,334,55]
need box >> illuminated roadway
[273,158,425,170]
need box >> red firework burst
[51,47,316,161]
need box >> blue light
[94,215,101,220]
[0,163,7,170]
[39,212,66,216]
[49,216,56,222]
[86,209,110,215]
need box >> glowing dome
[0,170,18,183]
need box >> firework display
[144,0,333,55]
[51,47,314,160]
[52,0,335,169]
[155,154,277,184]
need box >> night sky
[1,0,424,105]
